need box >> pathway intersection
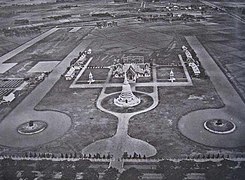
[0,28,94,147]
[1,25,240,173]
[82,64,159,171]
[0,26,193,170]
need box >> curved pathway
[83,65,159,170]
[0,30,93,148]
[178,36,245,148]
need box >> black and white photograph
[0,0,245,179]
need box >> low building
[2,93,15,103]
[185,49,193,60]
[189,62,200,76]
[113,63,151,83]
[65,67,75,80]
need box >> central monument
[114,74,141,107]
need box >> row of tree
[122,152,147,159]
[22,151,113,159]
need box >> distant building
[96,21,117,28]
[122,56,144,64]
[114,0,128,2]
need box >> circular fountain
[204,119,236,134]
[17,120,48,135]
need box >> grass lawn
[33,77,118,154]
[128,78,225,158]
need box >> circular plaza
[178,108,245,148]
[101,92,153,113]
[17,120,48,135]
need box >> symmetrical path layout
[0,28,93,148]
[178,36,245,148]
[73,53,193,171]
[69,54,193,89]
[82,64,159,171]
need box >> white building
[65,67,75,80]
[189,62,200,76]
[2,93,15,103]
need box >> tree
[118,167,142,180]
[83,168,99,180]
[102,167,118,180]
[122,152,128,159]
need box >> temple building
[113,63,150,83]
[114,74,141,107]
[113,62,151,83]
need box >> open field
[128,78,225,158]
[35,78,118,154]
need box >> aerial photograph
[0,0,244,179]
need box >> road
[201,0,245,24]
[0,30,93,148]
[178,36,245,148]
[82,61,160,171]
[0,28,59,64]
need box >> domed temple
[114,74,141,107]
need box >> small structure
[88,72,95,84]
[17,120,48,135]
[65,67,75,80]
[114,74,140,107]
[122,56,144,64]
[2,93,15,103]
[87,49,92,55]
[37,73,46,81]
[77,53,86,66]
[113,63,150,83]
[182,46,201,77]
[189,62,200,76]
[96,21,117,28]
[169,69,176,82]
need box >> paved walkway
[82,63,160,171]
[70,81,192,89]
[178,36,245,148]
[201,0,245,24]
[69,53,192,89]
[0,31,93,148]
[70,57,94,87]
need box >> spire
[123,73,129,85]
[114,74,140,107]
